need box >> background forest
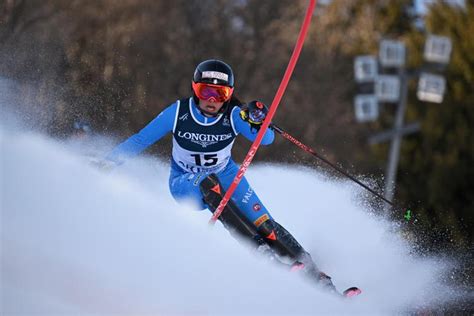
[1,0,473,282]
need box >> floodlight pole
[357,35,451,216]
[384,67,409,214]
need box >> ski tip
[342,287,362,298]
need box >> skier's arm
[105,102,178,163]
[232,102,274,145]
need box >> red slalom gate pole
[210,0,317,224]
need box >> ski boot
[257,217,361,297]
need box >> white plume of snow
[1,124,459,315]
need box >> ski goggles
[192,82,234,102]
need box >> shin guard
[199,174,262,247]
[257,219,337,291]
[256,219,306,259]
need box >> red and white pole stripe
[210,0,318,224]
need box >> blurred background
[1,0,472,290]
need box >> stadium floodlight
[375,75,400,102]
[354,55,378,83]
[417,73,446,103]
[424,35,452,64]
[354,94,379,122]
[354,34,451,215]
[379,40,406,68]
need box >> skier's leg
[168,161,266,249]
[214,161,337,291]
[169,163,355,296]
[199,173,264,248]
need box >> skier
[102,59,358,296]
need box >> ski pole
[209,0,317,225]
[270,123,396,207]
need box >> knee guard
[200,174,262,247]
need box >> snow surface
[1,125,460,315]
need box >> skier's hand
[89,158,117,172]
[240,100,269,130]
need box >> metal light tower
[354,35,452,215]
[378,39,408,212]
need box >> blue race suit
[107,97,275,227]
[106,97,340,293]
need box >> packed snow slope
[1,126,458,315]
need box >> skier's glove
[240,100,269,130]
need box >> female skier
[104,59,357,296]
